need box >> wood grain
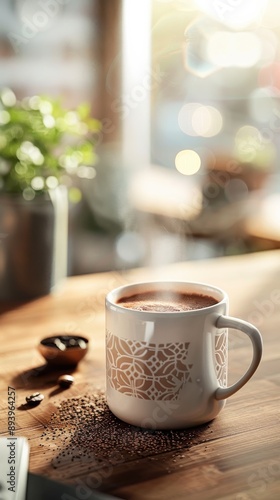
[1,250,280,499]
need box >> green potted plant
[0,88,100,300]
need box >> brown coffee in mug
[117,290,218,312]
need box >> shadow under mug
[105,281,263,430]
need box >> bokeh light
[77,166,96,179]
[235,125,276,167]
[178,103,200,136]
[43,115,56,129]
[225,179,249,202]
[235,125,264,163]
[0,88,16,107]
[0,110,10,125]
[207,32,261,68]
[23,187,35,201]
[39,100,53,115]
[192,105,223,137]
[28,96,40,110]
[46,176,59,189]
[68,187,82,204]
[178,103,223,137]
[16,141,44,166]
[175,149,201,175]
[31,176,45,191]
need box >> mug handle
[215,315,263,401]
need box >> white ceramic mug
[105,281,263,429]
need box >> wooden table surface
[1,250,280,499]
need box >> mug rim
[106,280,228,316]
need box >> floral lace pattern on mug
[215,330,227,387]
[106,331,193,401]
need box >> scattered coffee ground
[40,390,209,471]
[58,375,74,388]
[26,392,44,406]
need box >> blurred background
[1,0,280,276]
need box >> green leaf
[0,88,101,195]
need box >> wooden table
[1,250,280,499]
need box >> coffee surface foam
[117,290,218,312]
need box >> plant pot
[0,186,68,300]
